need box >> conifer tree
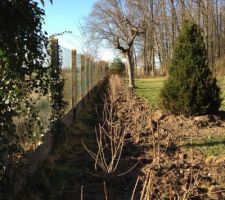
[160,21,221,115]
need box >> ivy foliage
[48,38,65,143]
[0,0,52,197]
[160,21,221,115]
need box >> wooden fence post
[80,55,85,106]
[90,59,93,91]
[86,57,90,98]
[88,58,91,93]
[71,49,77,117]
[81,55,85,101]
[93,62,96,85]
[86,58,90,99]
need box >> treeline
[85,0,225,87]
[141,0,225,76]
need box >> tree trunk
[126,51,135,89]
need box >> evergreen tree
[160,21,221,115]
[110,58,126,75]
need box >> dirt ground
[143,110,225,199]
[18,76,225,200]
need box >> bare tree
[85,0,144,88]
[85,0,225,77]
[76,22,100,59]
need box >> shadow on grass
[218,110,225,120]
[136,87,161,91]
[185,139,225,148]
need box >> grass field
[185,136,225,157]
[135,77,165,110]
[135,77,225,157]
[135,77,225,111]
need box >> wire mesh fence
[58,41,109,113]
[2,39,109,198]
[61,46,73,111]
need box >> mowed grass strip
[185,136,225,157]
[135,77,166,110]
[135,76,225,111]
[135,76,225,157]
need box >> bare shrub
[83,75,152,175]
[83,94,129,174]
[84,75,225,199]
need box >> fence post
[71,49,77,117]
[90,59,93,91]
[86,57,90,99]
[84,56,87,96]
[81,55,85,102]
[88,58,91,93]
[104,62,107,78]
[97,61,101,83]
[93,62,96,85]
[95,62,98,84]
[85,57,88,97]
[77,54,81,101]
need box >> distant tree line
[85,0,225,87]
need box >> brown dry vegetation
[18,75,225,200]
[99,75,225,199]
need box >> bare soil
[18,76,225,200]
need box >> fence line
[12,39,108,197]
[51,39,108,124]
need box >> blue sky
[42,0,96,35]
[39,0,114,60]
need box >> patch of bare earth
[108,75,225,199]
[136,105,225,199]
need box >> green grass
[135,76,225,111]
[185,136,225,157]
[135,76,225,157]
[135,77,166,109]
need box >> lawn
[185,136,225,157]
[135,77,166,110]
[135,76,225,157]
[135,76,225,111]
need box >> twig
[104,181,108,200]
[81,185,84,200]
[117,160,140,176]
[131,176,140,200]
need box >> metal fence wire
[57,41,108,113]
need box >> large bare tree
[86,0,225,78]
[86,0,144,88]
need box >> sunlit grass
[135,77,166,110]
[185,136,225,157]
[135,76,225,111]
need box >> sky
[39,0,115,61]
